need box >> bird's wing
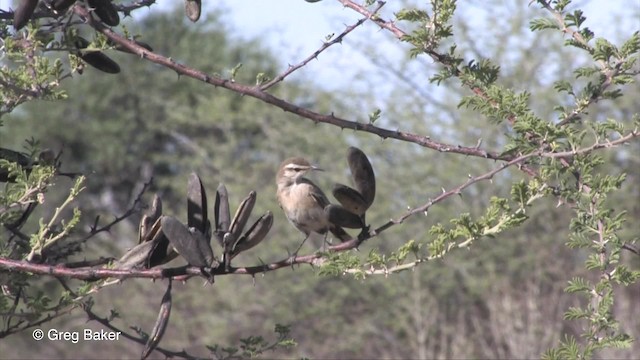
[301,178,331,209]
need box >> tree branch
[72,4,511,163]
[260,2,384,90]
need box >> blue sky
[1,0,636,92]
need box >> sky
[209,0,636,81]
[1,0,637,92]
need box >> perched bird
[276,157,351,246]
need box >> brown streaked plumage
[276,157,351,243]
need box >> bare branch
[260,2,384,90]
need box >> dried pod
[114,240,156,270]
[347,146,376,207]
[325,204,365,229]
[138,214,154,243]
[228,191,257,243]
[37,149,56,165]
[119,217,176,269]
[332,183,368,216]
[148,194,163,224]
[187,172,209,235]
[184,0,201,22]
[50,0,76,14]
[87,0,120,26]
[161,216,213,267]
[141,280,172,360]
[139,194,163,243]
[75,37,120,74]
[231,211,273,258]
[0,148,32,166]
[79,51,120,74]
[13,0,39,30]
[214,183,231,246]
[0,148,31,183]
[112,39,153,54]
[146,227,177,268]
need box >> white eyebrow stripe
[285,164,305,171]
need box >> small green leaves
[619,31,640,58]
[255,73,271,86]
[230,63,243,80]
[564,9,586,28]
[368,108,381,124]
[529,18,559,32]
[593,38,617,62]
[395,9,429,22]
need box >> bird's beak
[311,165,324,172]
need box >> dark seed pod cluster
[329,146,376,235]
[115,172,273,271]
[13,0,39,30]
[87,0,120,26]
[215,185,273,270]
[74,36,121,74]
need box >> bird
[276,157,351,248]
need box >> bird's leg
[292,234,310,258]
[322,232,329,252]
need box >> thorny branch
[260,2,385,90]
[2,1,637,280]
[71,4,511,163]
[0,149,523,279]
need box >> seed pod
[50,0,76,14]
[119,217,176,269]
[141,280,172,360]
[114,240,156,270]
[0,148,31,182]
[138,214,153,243]
[148,194,163,224]
[146,225,177,268]
[228,191,256,244]
[184,0,201,22]
[214,183,230,247]
[37,149,56,165]
[80,52,120,73]
[161,216,213,267]
[347,147,376,207]
[332,183,368,216]
[13,0,39,30]
[88,0,120,26]
[187,172,209,235]
[75,38,121,74]
[231,211,273,258]
[325,204,364,229]
[112,39,153,54]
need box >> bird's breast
[278,182,329,234]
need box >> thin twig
[260,2,384,90]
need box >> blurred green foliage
[1,1,638,359]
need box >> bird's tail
[329,225,352,242]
